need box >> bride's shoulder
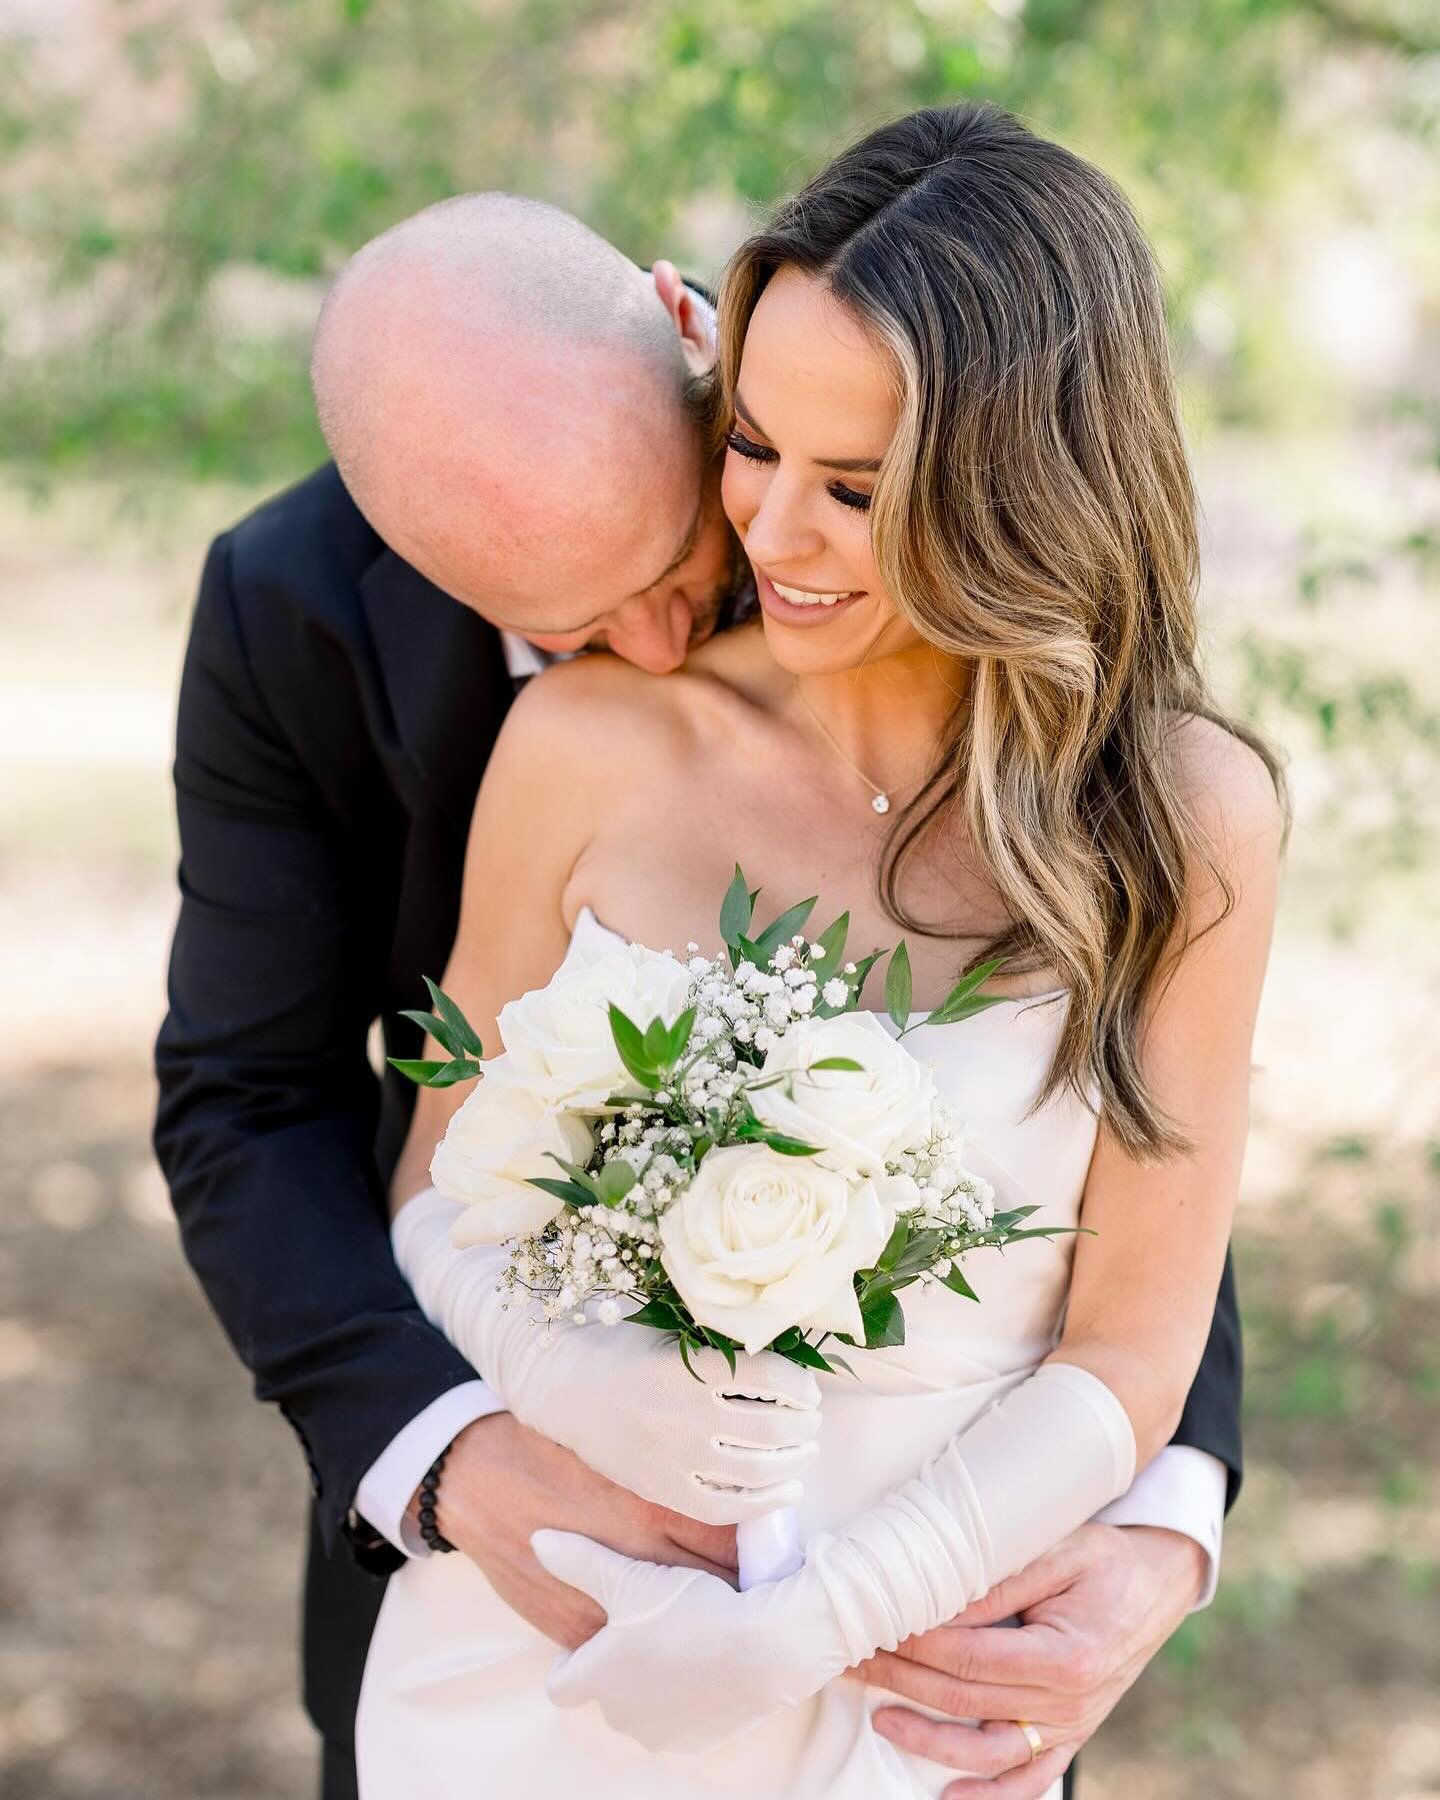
[500,622,772,760]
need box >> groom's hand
[425,1413,740,1651]
[858,1523,1206,1796]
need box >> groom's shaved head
[310,194,727,663]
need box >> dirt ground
[1,453,1437,1799]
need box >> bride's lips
[755,569,866,628]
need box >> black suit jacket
[154,462,1244,1751]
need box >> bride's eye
[829,483,872,514]
[724,428,776,464]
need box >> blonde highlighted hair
[714,101,1285,1158]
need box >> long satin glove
[532,1359,1136,1752]
[392,1187,822,1525]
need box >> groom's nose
[605,592,695,674]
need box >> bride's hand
[530,1528,850,1750]
[394,1188,823,1524]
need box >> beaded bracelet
[417,1443,457,1554]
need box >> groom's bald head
[311,194,733,672]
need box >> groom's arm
[153,530,487,1566]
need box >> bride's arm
[1047,716,1282,1470]
[385,656,822,1525]
[531,720,1284,1750]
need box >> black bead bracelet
[418,1443,457,1554]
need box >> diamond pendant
[871,792,891,815]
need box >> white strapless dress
[355,909,1097,1799]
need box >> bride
[355,101,1283,1797]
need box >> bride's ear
[652,260,716,377]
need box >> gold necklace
[793,680,903,815]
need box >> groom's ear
[652,260,717,377]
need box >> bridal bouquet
[395,870,1065,1580]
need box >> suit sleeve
[1165,1247,1243,1510]
[153,532,480,1564]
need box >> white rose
[494,941,694,1111]
[431,1062,595,1245]
[748,1012,939,1178]
[658,1144,890,1354]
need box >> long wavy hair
[713,101,1285,1159]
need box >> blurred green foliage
[1,0,1435,482]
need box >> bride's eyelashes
[723,427,873,514]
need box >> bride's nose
[606,591,694,674]
[737,470,826,574]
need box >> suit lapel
[357,549,513,828]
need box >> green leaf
[719,864,754,947]
[608,1004,660,1090]
[423,976,485,1056]
[626,1297,688,1332]
[942,1264,980,1302]
[848,950,884,1008]
[861,1289,906,1349]
[927,959,1012,1028]
[876,1215,910,1271]
[734,933,766,970]
[597,1160,638,1203]
[526,1175,600,1210]
[700,1327,740,1376]
[643,1016,673,1067]
[386,1056,451,1086]
[750,1127,823,1157]
[775,1336,837,1373]
[665,1006,697,1064]
[809,912,850,986]
[806,1056,865,1073]
[398,1008,467,1059]
[886,940,913,1033]
[421,1058,483,1089]
[753,896,818,960]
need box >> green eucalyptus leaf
[886,940,913,1033]
[806,1056,865,1073]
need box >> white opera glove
[392,1187,822,1525]
[533,1359,1136,1752]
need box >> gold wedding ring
[1017,1720,1045,1762]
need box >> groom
[155,194,1242,1800]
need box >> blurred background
[1,2,1437,1796]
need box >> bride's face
[722,267,922,674]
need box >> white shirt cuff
[353,1381,508,1558]
[1092,1444,1228,1610]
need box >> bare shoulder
[1168,714,1287,865]
[1166,715,1287,945]
[496,623,774,774]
